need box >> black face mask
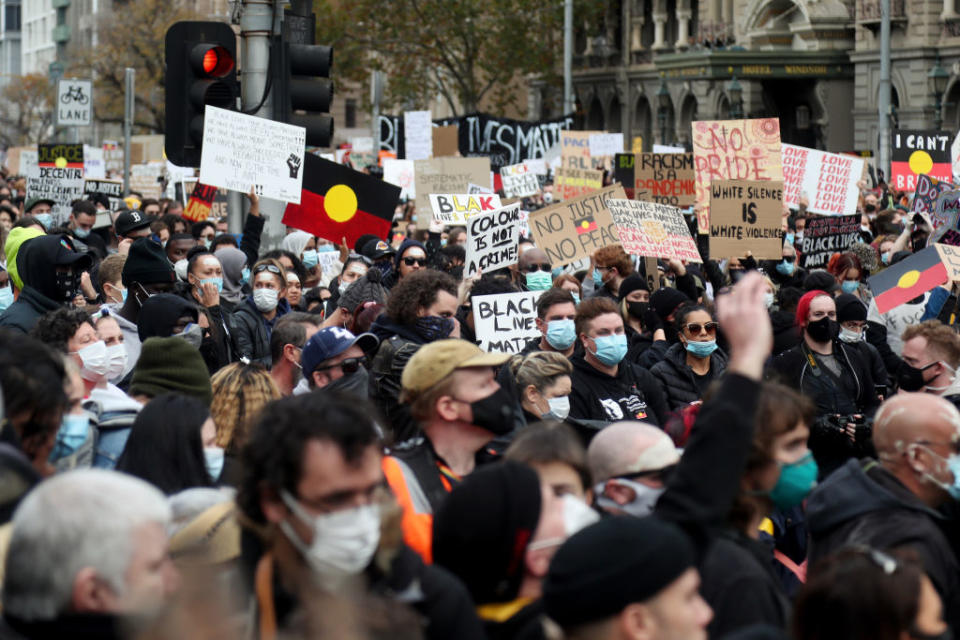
[897,361,938,392]
[729,269,745,284]
[805,317,836,343]
[465,387,515,436]
[324,366,370,400]
[448,265,464,280]
[55,270,82,302]
[627,301,649,320]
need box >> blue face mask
[34,213,53,230]
[301,249,319,269]
[685,339,718,358]
[526,270,553,291]
[317,244,336,253]
[552,267,564,279]
[0,286,13,312]
[241,267,251,284]
[546,319,577,350]
[73,226,91,239]
[776,260,795,276]
[200,277,223,293]
[571,292,581,305]
[841,280,859,294]
[592,269,604,288]
[49,413,90,462]
[590,334,628,366]
[204,446,225,481]
[785,232,795,246]
[881,252,891,265]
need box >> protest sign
[708,180,783,259]
[433,113,574,170]
[555,167,602,200]
[607,198,701,262]
[936,243,960,280]
[464,203,522,276]
[103,141,123,173]
[428,193,503,224]
[692,118,783,233]
[4,146,33,174]
[84,145,106,179]
[561,131,605,170]
[83,179,124,211]
[28,143,84,224]
[635,153,695,207]
[199,105,306,204]
[500,163,540,198]
[468,183,494,194]
[413,157,490,213]
[473,290,544,353]
[183,182,218,222]
[350,137,374,153]
[432,125,458,157]
[588,133,624,158]
[914,174,955,220]
[654,144,685,153]
[129,163,165,199]
[799,214,860,269]
[529,184,626,266]
[382,158,415,199]
[39,143,83,168]
[953,132,960,182]
[403,110,432,160]
[525,158,547,175]
[891,130,952,191]
[316,250,342,277]
[614,154,636,199]
[930,189,960,243]
[781,144,863,216]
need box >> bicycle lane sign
[57,79,92,127]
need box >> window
[345,98,357,128]
[5,5,20,32]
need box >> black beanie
[432,461,542,605]
[543,515,695,628]
[122,238,176,287]
[618,274,650,302]
[650,287,690,321]
[835,293,867,323]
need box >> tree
[0,74,55,147]
[316,0,602,116]
[72,0,203,134]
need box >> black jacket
[568,353,668,426]
[650,342,728,411]
[0,286,61,333]
[240,212,265,270]
[0,613,125,640]
[229,296,290,366]
[807,458,960,632]
[843,338,890,391]
[369,315,425,442]
[770,310,800,357]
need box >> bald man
[587,421,681,517]
[807,392,960,632]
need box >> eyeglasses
[523,263,552,273]
[683,322,719,336]
[314,356,368,374]
[254,263,282,276]
[402,257,427,267]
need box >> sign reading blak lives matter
[799,215,860,269]
[500,163,540,199]
[428,193,503,224]
[464,203,522,276]
[199,105,306,204]
[781,144,863,216]
[473,290,544,353]
[607,198,701,263]
[708,180,783,259]
[529,184,626,266]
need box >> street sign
[57,79,92,126]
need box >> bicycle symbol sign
[57,79,92,127]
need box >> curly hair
[385,269,458,326]
[209,363,281,454]
[593,244,634,277]
[30,307,95,354]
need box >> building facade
[0,0,21,88]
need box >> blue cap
[301,327,379,375]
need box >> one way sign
[57,79,92,126]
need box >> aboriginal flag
[283,154,401,248]
[868,245,948,314]
[576,216,598,235]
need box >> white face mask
[545,396,571,420]
[527,494,600,552]
[279,490,381,588]
[174,259,189,282]
[105,343,128,379]
[74,340,110,380]
[253,288,279,312]
[595,478,666,517]
[764,292,775,309]
[838,327,863,344]
[338,280,350,296]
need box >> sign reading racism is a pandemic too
[709,180,784,259]
[464,203,522,276]
[529,184,626,265]
[799,215,860,269]
[634,152,695,208]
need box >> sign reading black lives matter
[474,290,544,353]
[464,203,522,276]
[799,215,861,269]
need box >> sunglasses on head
[684,322,719,335]
[523,263,552,273]
[402,256,427,267]
[254,264,282,276]
[315,356,368,375]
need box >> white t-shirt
[866,292,930,356]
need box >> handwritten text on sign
[635,153,695,208]
[914,174,955,220]
[708,180,784,259]
[799,215,860,269]
[781,144,864,216]
[555,167,602,200]
[414,157,490,214]
[930,190,960,243]
[529,185,627,266]
[199,105,306,204]
[692,118,782,233]
[465,203,522,276]
[27,166,84,225]
[500,163,540,198]
[428,193,503,224]
[607,198,701,263]
[474,291,544,353]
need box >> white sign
[474,290,544,353]
[500,163,540,198]
[26,165,84,225]
[468,182,494,194]
[19,150,38,175]
[57,79,92,126]
[83,145,105,179]
[429,193,503,224]
[316,250,342,276]
[383,158,416,199]
[653,144,686,154]
[588,133,624,158]
[524,158,547,175]
[403,110,433,160]
[464,203,522,276]
[781,144,864,216]
[129,163,165,200]
[199,105,306,204]
[952,132,960,183]
[350,136,374,153]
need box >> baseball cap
[362,238,396,260]
[401,339,510,396]
[114,209,152,237]
[301,327,379,375]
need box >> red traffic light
[191,44,234,78]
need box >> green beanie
[130,337,213,406]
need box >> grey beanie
[338,268,389,313]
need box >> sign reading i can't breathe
[891,130,952,191]
[473,290,544,353]
[708,179,784,259]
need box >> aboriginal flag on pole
[282,154,401,248]
[867,245,948,314]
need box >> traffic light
[164,21,239,167]
[273,40,334,147]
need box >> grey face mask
[595,478,665,517]
[323,367,369,400]
[176,323,204,349]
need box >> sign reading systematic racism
[635,153,695,207]
[708,180,784,259]
[403,110,432,160]
[413,157,490,214]
[428,193,503,224]
[692,118,783,233]
[781,144,864,216]
[473,290,544,353]
[869,245,949,314]
[555,167,602,200]
[83,179,124,211]
[183,182,218,222]
[529,184,627,265]
[199,105,306,204]
[891,130,952,191]
[799,214,860,269]
[28,143,84,224]
[607,198,701,262]
[500,163,540,198]
[464,203,522,276]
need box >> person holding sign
[650,304,728,411]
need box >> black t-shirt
[692,368,715,395]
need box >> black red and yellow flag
[38,143,83,169]
[576,216,598,235]
[183,183,218,222]
[282,154,400,248]
[868,245,947,313]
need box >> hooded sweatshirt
[3,226,44,290]
[215,246,247,306]
[568,353,668,426]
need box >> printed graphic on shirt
[600,394,649,421]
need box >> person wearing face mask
[267,312,322,396]
[568,298,668,426]
[301,326,378,399]
[828,251,868,302]
[360,237,397,284]
[836,293,889,395]
[505,423,594,503]
[807,392,960,634]
[22,197,57,231]
[230,258,291,366]
[323,255,370,315]
[650,304,728,411]
[588,244,634,301]
[616,275,655,363]
[236,392,486,640]
[520,288,578,357]
[326,266,388,333]
[899,321,960,404]
[510,351,573,425]
[280,229,322,289]
[514,247,554,291]
[0,268,14,314]
[214,246,249,310]
[636,286,691,370]
[67,200,107,260]
[764,241,806,290]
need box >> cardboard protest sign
[614,154,636,199]
[428,194,503,224]
[781,144,864,216]
[588,133,624,158]
[891,130,952,191]
[561,131,604,170]
[432,125,458,157]
[798,215,860,269]
[930,190,960,243]
[635,153,695,207]
[528,184,626,266]
[913,174,955,221]
[199,105,306,204]
[607,198,701,262]
[708,180,783,260]
[28,144,84,224]
[555,167,602,200]
[473,290,544,353]
[129,163,165,199]
[403,110,432,160]
[413,157,490,213]
[692,118,783,233]
[183,182,218,222]
[464,203,522,276]
[83,179,124,211]
[500,163,540,198]
[869,245,948,314]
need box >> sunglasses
[315,356,368,374]
[402,257,427,267]
[781,255,796,263]
[523,263,552,273]
[254,264,283,276]
[684,322,719,335]
[616,464,677,483]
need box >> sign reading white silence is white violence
[474,290,544,353]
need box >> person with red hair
[827,252,869,303]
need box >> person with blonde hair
[509,350,574,423]
[209,363,280,482]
